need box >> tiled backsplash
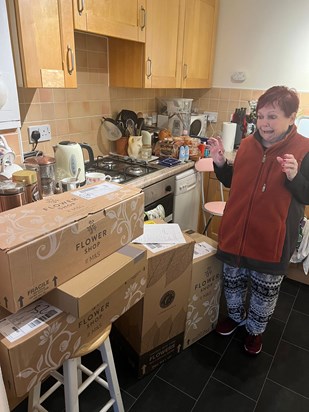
[3,31,309,163]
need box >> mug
[86,172,112,185]
[61,177,81,192]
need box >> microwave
[189,114,208,137]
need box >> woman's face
[256,103,296,147]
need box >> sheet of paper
[133,224,186,244]
[142,243,176,253]
[73,182,121,199]
[193,241,216,260]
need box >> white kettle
[53,141,94,184]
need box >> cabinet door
[109,0,184,88]
[144,0,184,88]
[73,0,146,43]
[181,0,218,88]
[10,0,76,88]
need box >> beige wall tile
[39,89,53,103]
[54,102,68,119]
[23,104,42,123]
[41,103,55,121]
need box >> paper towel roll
[222,122,237,152]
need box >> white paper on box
[193,242,217,259]
[143,243,175,254]
[0,300,62,342]
[72,182,121,199]
[133,224,186,244]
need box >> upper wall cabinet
[181,0,218,88]
[7,0,77,88]
[72,0,146,43]
[109,0,218,89]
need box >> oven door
[145,192,174,223]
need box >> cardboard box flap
[0,182,142,251]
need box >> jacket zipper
[238,153,266,263]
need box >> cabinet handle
[183,63,188,80]
[146,58,152,78]
[140,6,146,30]
[77,0,84,15]
[67,45,75,75]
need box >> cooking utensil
[126,118,136,136]
[101,118,122,141]
[116,109,138,126]
[136,117,144,136]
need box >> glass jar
[0,181,27,212]
[140,145,152,160]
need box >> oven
[143,175,175,222]
[85,154,175,222]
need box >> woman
[207,86,309,355]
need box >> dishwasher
[173,168,200,231]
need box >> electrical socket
[28,124,51,143]
[204,111,218,123]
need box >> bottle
[184,145,190,162]
[179,146,185,162]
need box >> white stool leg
[0,368,10,412]
[63,358,79,412]
[28,383,42,412]
[76,357,83,387]
[99,337,124,412]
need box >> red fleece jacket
[218,126,309,263]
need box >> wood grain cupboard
[72,0,146,43]
[109,0,218,88]
[7,0,77,88]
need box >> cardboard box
[114,230,195,377]
[183,231,223,349]
[0,182,144,312]
[287,262,309,285]
[0,252,147,398]
[45,244,148,318]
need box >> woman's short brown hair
[256,86,299,117]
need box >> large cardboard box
[45,244,148,318]
[114,230,195,377]
[0,249,147,398]
[287,262,309,285]
[0,182,144,312]
[183,231,223,349]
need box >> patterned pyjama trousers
[223,263,285,335]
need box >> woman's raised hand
[207,136,226,167]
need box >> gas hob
[85,154,163,184]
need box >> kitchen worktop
[125,160,195,189]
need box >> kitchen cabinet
[7,0,76,88]
[72,0,146,43]
[109,0,218,89]
[181,0,218,88]
[198,171,229,241]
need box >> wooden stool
[28,325,124,412]
[0,367,10,412]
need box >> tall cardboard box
[183,231,223,349]
[114,231,195,377]
[0,182,144,312]
[0,244,147,399]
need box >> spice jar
[0,181,27,212]
[12,170,41,203]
